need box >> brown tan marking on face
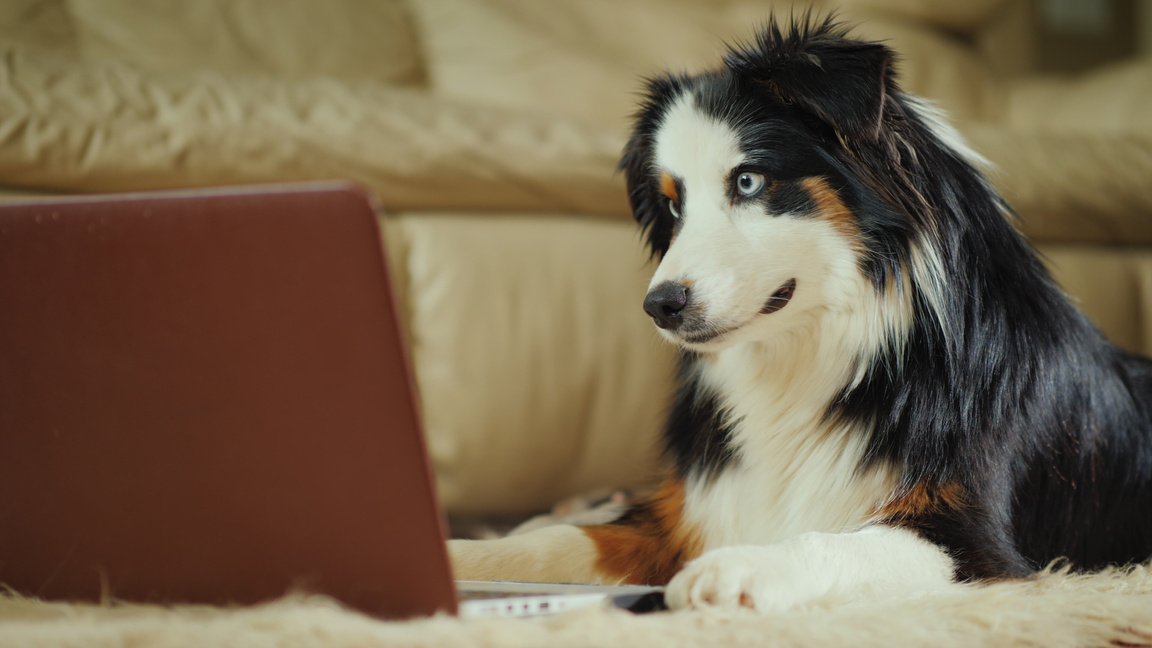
[660,172,679,203]
[660,172,683,245]
[800,176,863,251]
[583,478,703,586]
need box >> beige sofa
[3,2,1152,645]
[2,0,1152,522]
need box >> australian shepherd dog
[449,16,1152,611]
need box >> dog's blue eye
[668,197,681,219]
[737,172,765,197]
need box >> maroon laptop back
[0,182,456,618]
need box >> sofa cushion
[0,44,630,217]
[0,0,78,57]
[1,0,426,86]
[409,0,739,132]
[409,0,998,128]
[840,0,1009,31]
[383,213,674,515]
[966,127,1152,246]
[845,12,999,124]
[1005,59,1152,136]
[1041,243,1152,356]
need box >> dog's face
[622,22,899,352]
[636,86,861,351]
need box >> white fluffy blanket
[2,566,1151,648]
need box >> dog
[448,16,1152,612]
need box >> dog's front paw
[665,545,816,613]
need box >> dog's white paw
[665,544,818,613]
[665,529,958,613]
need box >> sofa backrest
[407,0,1021,130]
[2,0,1031,130]
[0,0,427,86]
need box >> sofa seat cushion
[383,213,674,515]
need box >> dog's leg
[449,524,616,584]
[665,525,956,612]
[449,479,701,585]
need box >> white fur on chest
[681,317,898,550]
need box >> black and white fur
[449,17,1152,612]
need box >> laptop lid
[0,182,456,618]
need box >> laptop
[0,182,661,619]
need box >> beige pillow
[66,0,426,85]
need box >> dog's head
[622,17,917,352]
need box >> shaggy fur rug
[2,565,1151,648]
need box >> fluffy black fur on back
[620,16,1152,579]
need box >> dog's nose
[644,281,689,330]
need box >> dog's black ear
[619,129,651,228]
[619,76,681,258]
[619,130,670,258]
[726,17,892,140]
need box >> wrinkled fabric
[0,45,630,217]
[410,0,1000,129]
[968,128,1152,245]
